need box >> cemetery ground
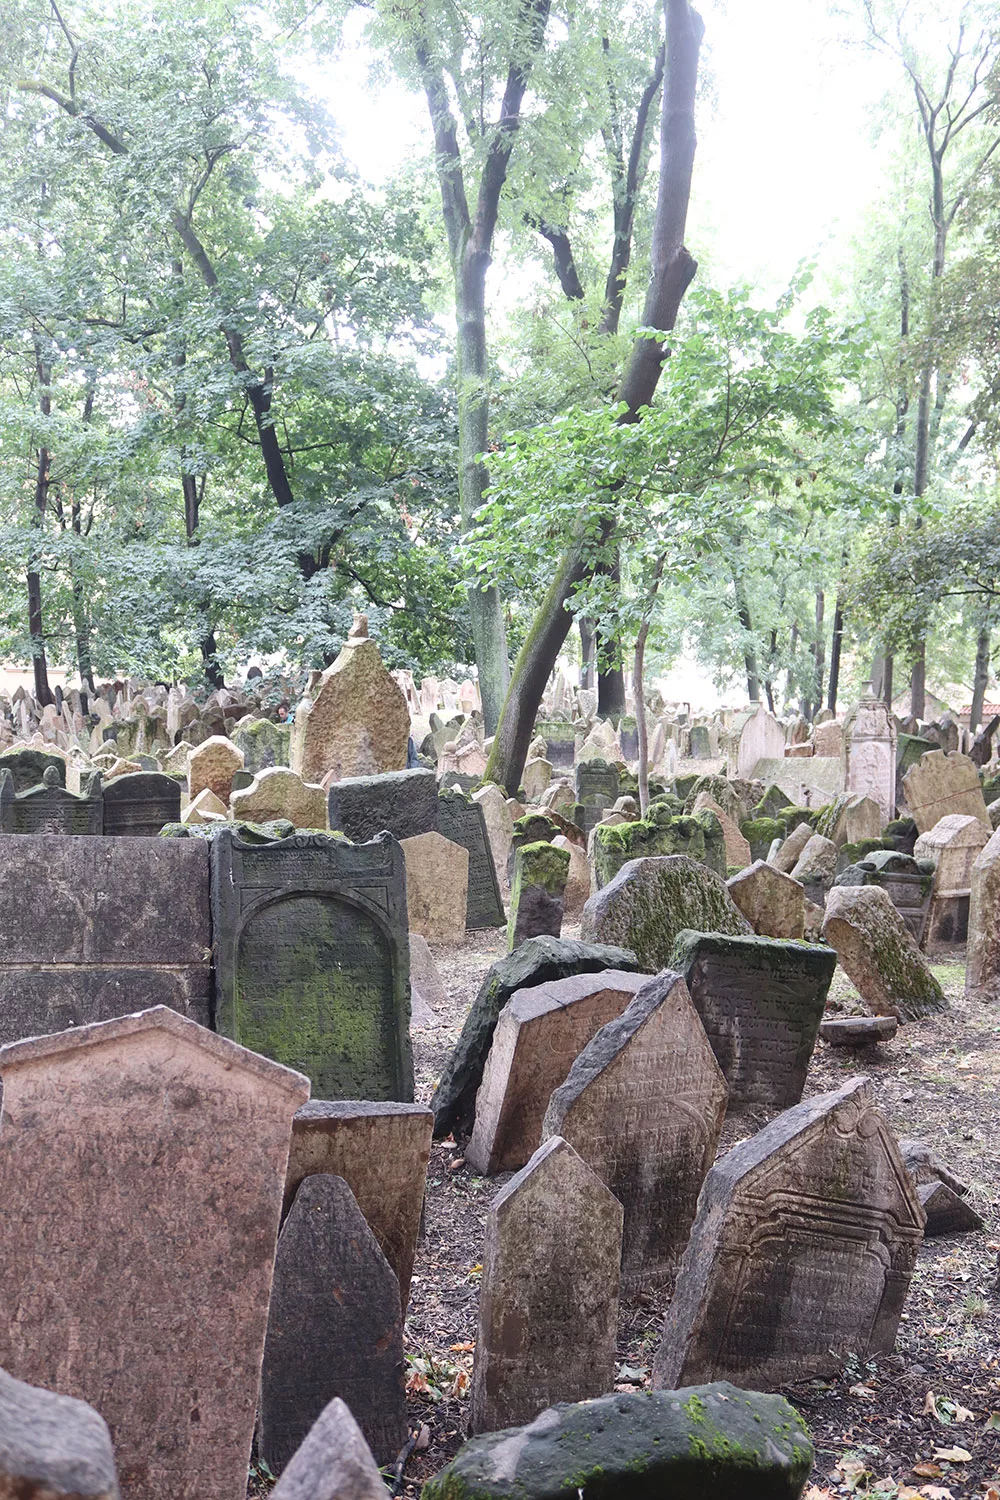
[395,932,1000,1500]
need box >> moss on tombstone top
[160,818,322,844]
[514,840,571,896]
[740,817,786,862]
[593,811,725,890]
[754,783,794,821]
[682,774,742,822]
[837,837,893,875]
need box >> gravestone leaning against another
[437,788,506,928]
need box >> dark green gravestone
[0,768,103,835]
[328,768,438,844]
[0,748,66,791]
[102,771,181,837]
[437,788,505,928]
[212,829,414,1101]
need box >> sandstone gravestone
[0,835,211,1045]
[269,1398,387,1500]
[182,787,227,824]
[102,771,180,837]
[400,830,469,941]
[726,860,805,939]
[230,768,326,829]
[260,1175,406,1475]
[507,841,569,949]
[437,789,506,928]
[0,1006,309,1500]
[0,1366,120,1500]
[845,692,897,824]
[913,812,989,944]
[465,969,649,1174]
[669,930,836,1109]
[1,767,103,835]
[903,749,989,834]
[542,971,728,1290]
[469,1137,622,1435]
[410,932,447,1023]
[291,636,410,786]
[691,792,751,869]
[188,734,244,804]
[212,829,413,1101]
[284,1099,432,1310]
[967,826,1000,1000]
[328,768,438,843]
[653,1076,925,1389]
[472,783,514,893]
[822,884,947,1021]
[771,820,814,873]
[580,855,752,972]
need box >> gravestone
[849,849,932,942]
[903,749,989,834]
[188,735,244,805]
[465,969,648,1174]
[328,768,438,843]
[400,831,469,941]
[469,1137,622,1435]
[536,721,575,770]
[542,971,728,1290]
[691,792,751,868]
[726,860,805,939]
[260,1175,406,1475]
[230,768,326,829]
[735,703,786,779]
[507,841,569,949]
[472,783,514,892]
[574,759,621,835]
[102,771,181,837]
[967,826,1000,1000]
[269,1399,387,1500]
[913,812,989,944]
[653,1076,925,1389]
[0,747,65,791]
[230,717,291,773]
[0,835,211,1045]
[822,885,947,1021]
[291,635,410,786]
[771,820,814,873]
[436,788,506,928]
[1,767,103,835]
[0,1365,120,1500]
[212,829,413,1101]
[0,1007,309,1500]
[580,855,752,972]
[669,930,836,1109]
[285,1099,432,1310]
[410,932,446,1024]
[845,692,897,823]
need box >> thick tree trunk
[971,622,990,732]
[828,593,844,713]
[595,554,626,718]
[579,618,596,690]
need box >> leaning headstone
[400,831,469,941]
[182,786,227,824]
[469,1138,622,1435]
[542,971,727,1290]
[726,860,805,939]
[903,749,989,834]
[410,932,447,1023]
[0,1365,120,1500]
[260,1175,406,1474]
[424,1384,813,1500]
[771,819,814,873]
[212,829,413,1101]
[188,734,244,805]
[269,1398,387,1500]
[789,833,837,893]
[0,1007,309,1500]
[653,1076,925,1389]
[432,937,640,1139]
[284,1100,432,1311]
[472,783,514,892]
[437,788,506,928]
[918,1181,984,1236]
[822,885,947,1021]
[967,825,1000,999]
[102,771,180,836]
[669,930,836,1109]
[230,768,326,829]
[507,841,570,949]
[328,768,438,843]
[291,634,410,786]
[580,855,751,972]
[691,792,751,869]
[465,970,648,1174]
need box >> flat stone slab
[0,1365,120,1500]
[919,1181,984,1236]
[820,1016,899,1047]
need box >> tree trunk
[910,640,926,721]
[579,618,596,690]
[971,622,991,732]
[828,593,844,713]
[811,589,825,722]
[734,572,759,703]
[596,553,626,719]
[28,347,53,707]
[634,630,650,814]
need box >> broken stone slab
[918,1181,984,1236]
[770,820,814,872]
[268,1397,388,1500]
[790,833,837,888]
[822,884,947,1021]
[0,1364,120,1500]
[410,933,446,1025]
[423,1384,813,1500]
[580,855,751,973]
[899,1139,969,1196]
[819,1016,899,1047]
[726,859,805,940]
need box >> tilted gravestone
[0,1006,309,1500]
[328,768,439,843]
[726,859,805,939]
[469,1137,622,1435]
[0,767,103,835]
[653,1076,925,1390]
[436,788,505,928]
[0,835,211,1046]
[212,829,413,1101]
[284,1099,432,1311]
[0,1365,120,1500]
[669,930,836,1110]
[259,1174,407,1474]
[102,771,181,837]
[268,1398,387,1500]
[230,717,291,773]
[967,826,1000,1000]
[542,971,728,1291]
[822,884,946,1021]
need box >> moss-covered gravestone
[821,885,946,1021]
[0,767,103,835]
[211,828,413,1101]
[508,842,570,950]
[0,747,65,792]
[580,856,751,972]
[230,717,291,773]
[574,759,620,836]
[592,809,725,889]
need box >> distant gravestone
[230,768,326,830]
[291,636,410,786]
[230,717,291,773]
[1,767,103,835]
[285,1099,432,1311]
[0,1365,120,1500]
[726,860,805,939]
[0,835,211,1045]
[903,749,989,834]
[574,759,621,835]
[328,768,438,843]
[669,930,836,1109]
[653,1076,925,1389]
[0,747,65,791]
[580,855,752,971]
[212,829,413,1101]
[259,1175,406,1474]
[542,971,728,1290]
[845,692,897,824]
[469,1137,622,1435]
[914,812,989,944]
[465,969,649,1174]
[102,771,180,837]
[437,789,505,928]
[400,831,469,941]
[188,735,244,805]
[0,1006,309,1500]
[268,1398,387,1500]
[967,826,1000,1000]
[536,721,575,770]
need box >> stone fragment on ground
[819,1015,898,1047]
[0,1364,120,1500]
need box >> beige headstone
[473,783,515,893]
[913,812,989,893]
[230,767,326,829]
[290,638,410,786]
[400,831,469,941]
[902,749,989,834]
[726,860,805,940]
[790,833,837,884]
[692,792,751,869]
[182,786,228,824]
[188,734,244,804]
[966,826,1000,1000]
[812,720,844,758]
[845,693,897,823]
[771,820,814,873]
[553,833,590,916]
[822,885,947,1021]
[522,757,553,802]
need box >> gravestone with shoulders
[102,771,180,837]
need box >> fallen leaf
[448,1157,465,1172]
[953,1402,975,1423]
[449,1341,475,1353]
[912,1465,944,1479]
[933,1449,972,1464]
[850,1383,877,1399]
[986,1414,1000,1430]
[925,1392,940,1418]
[898,1488,924,1500]
[803,1487,834,1500]
[450,1367,470,1398]
[921,1489,953,1500]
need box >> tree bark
[910,639,926,721]
[579,618,596,690]
[971,621,991,731]
[28,345,53,707]
[811,589,825,722]
[828,592,844,713]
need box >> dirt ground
[398,930,1000,1500]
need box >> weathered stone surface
[790,833,837,886]
[845,693,897,824]
[0,835,210,1044]
[771,820,815,873]
[574,759,620,835]
[230,717,291,774]
[401,831,469,941]
[424,1384,813,1500]
[410,932,446,1023]
[580,855,751,972]
[592,809,726,888]
[0,1365,120,1500]
[552,833,590,916]
[1,767,103,835]
[653,1076,925,1389]
[102,771,180,837]
[284,1099,432,1310]
[466,970,648,1174]
[291,638,410,786]
[431,937,640,1139]
[269,1398,387,1500]
[260,1175,406,1474]
[328,768,438,844]
[437,789,506,929]
[670,930,836,1110]
[726,860,805,939]
[231,768,326,829]
[188,734,244,804]
[0,748,64,792]
[472,783,514,894]
[914,812,989,944]
[903,749,989,834]
[212,830,413,1101]
[820,1015,898,1046]
[523,757,553,802]
[543,971,727,1290]
[966,825,1000,999]
[0,1006,309,1500]
[692,792,751,869]
[182,786,227,824]
[899,1138,969,1195]
[507,841,569,949]
[822,885,947,1021]
[469,1137,622,1435]
[918,1181,984,1236]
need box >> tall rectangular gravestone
[0,1006,310,1500]
[574,760,620,836]
[212,829,414,1101]
[102,771,181,837]
[436,788,505,928]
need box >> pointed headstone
[269,1398,387,1500]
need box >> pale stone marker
[580,855,751,972]
[182,786,227,824]
[469,1137,622,1435]
[790,833,837,886]
[465,969,649,1174]
[507,841,569,948]
[230,767,326,829]
[0,1366,120,1500]
[401,830,469,941]
[903,748,989,834]
[552,833,590,916]
[291,634,410,786]
[410,932,446,1023]
[845,692,897,823]
[188,734,244,804]
[653,1076,925,1389]
[913,812,989,944]
[735,703,786,779]
[771,820,814,873]
[692,791,751,868]
[967,825,1000,999]
[726,859,805,939]
[822,884,947,1020]
[0,1006,309,1500]
[542,971,728,1290]
[472,783,514,892]
[269,1398,387,1500]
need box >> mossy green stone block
[740,817,785,862]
